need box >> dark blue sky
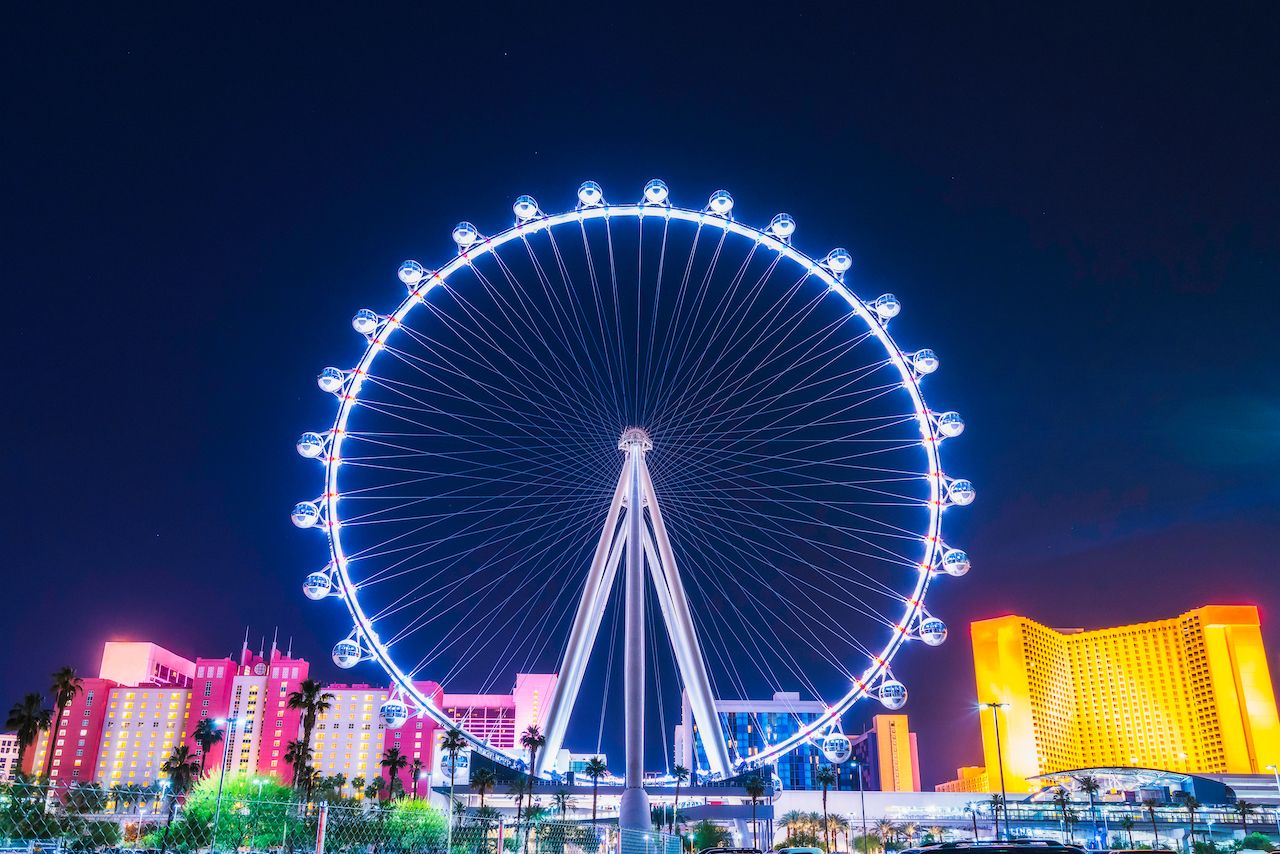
[4,6,1278,786]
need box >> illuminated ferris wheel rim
[292,181,972,774]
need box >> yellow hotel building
[971,605,1280,792]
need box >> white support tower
[536,428,732,830]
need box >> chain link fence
[0,782,682,854]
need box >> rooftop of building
[973,604,1263,638]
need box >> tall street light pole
[1267,764,1280,836]
[980,702,1011,840]
[211,717,241,847]
[852,759,868,854]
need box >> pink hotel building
[23,638,555,794]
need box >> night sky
[5,6,1279,787]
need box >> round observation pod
[643,179,670,205]
[296,432,326,459]
[936,411,965,438]
[826,248,853,274]
[452,221,480,250]
[912,349,939,375]
[577,181,604,207]
[948,479,976,506]
[941,548,971,577]
[317,368,345,393]
[513,195,539,221]
[873,294,901,321]
[332,639,362,669]
[379,699,409,729]
[398,260,425,286]
[707,189,734,216]
[302,571,332,600]
[352,309,380,336]
[820,732,852,764]
[919,617,948,646]
[878,679,908,710]
[768,213,796,239]
[291,501,319,529]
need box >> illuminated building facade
[313,684,390,790]
[312,681,440,796]
[934,765,990,793]
[186,642,310,780]
[0,733,19,780]
[442,674,557,759]
[971,605,1280,791]
[850,714,921,792]
[27,677,117,784]
[673,691,826,788]
[96,686,192,786]
[24,634,555,791]
[98,642,195,688]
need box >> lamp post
[210,717,241,850]
[851,759,868,854]
[979,703,1011,840]
[1267,765,1280,836]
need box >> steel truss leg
[537,438,732,793]
[639,460,733,778]
[536,467,630,774]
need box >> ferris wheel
[290,180,972,800]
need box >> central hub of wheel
[618,427,652,452]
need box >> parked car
[899,843,1086,854]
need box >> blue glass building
[674,691,833,790]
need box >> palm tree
[350,775,366,799]
[780,810,804,844]
[160,744,199,797]
[43,666,82,783]
[672,764,690,834]
[875,819,898,849]
[990,793,1006,841]
[1141,798,1160,845]
[471,767,497,810]
[1235,800,1257,837]
[509,775,530,826]
[552,789,572,819]
[365,777,385,800]
[520,725,547,777]
[286,680,334,755]
[744,774,765,851]
[584,756,607,826]
[963,803,980,841]
[1184,796,1200,848]
[1078,776,1101,845]
[1052,789,1071,841]
[159,745,200,854]
[6,693,51,775]
[191,717,224,778]
[440,727,468,832]
[325,772,347,799]
[1116,814,1136,850]
[1063,807,1079,844]
[380,747,408,799]
[816,766,838,851]
[903,823,920,846]
[284,740,313,790]
[1119,815,1135,848]
[409,757,424,799]
[831,815,851,851]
